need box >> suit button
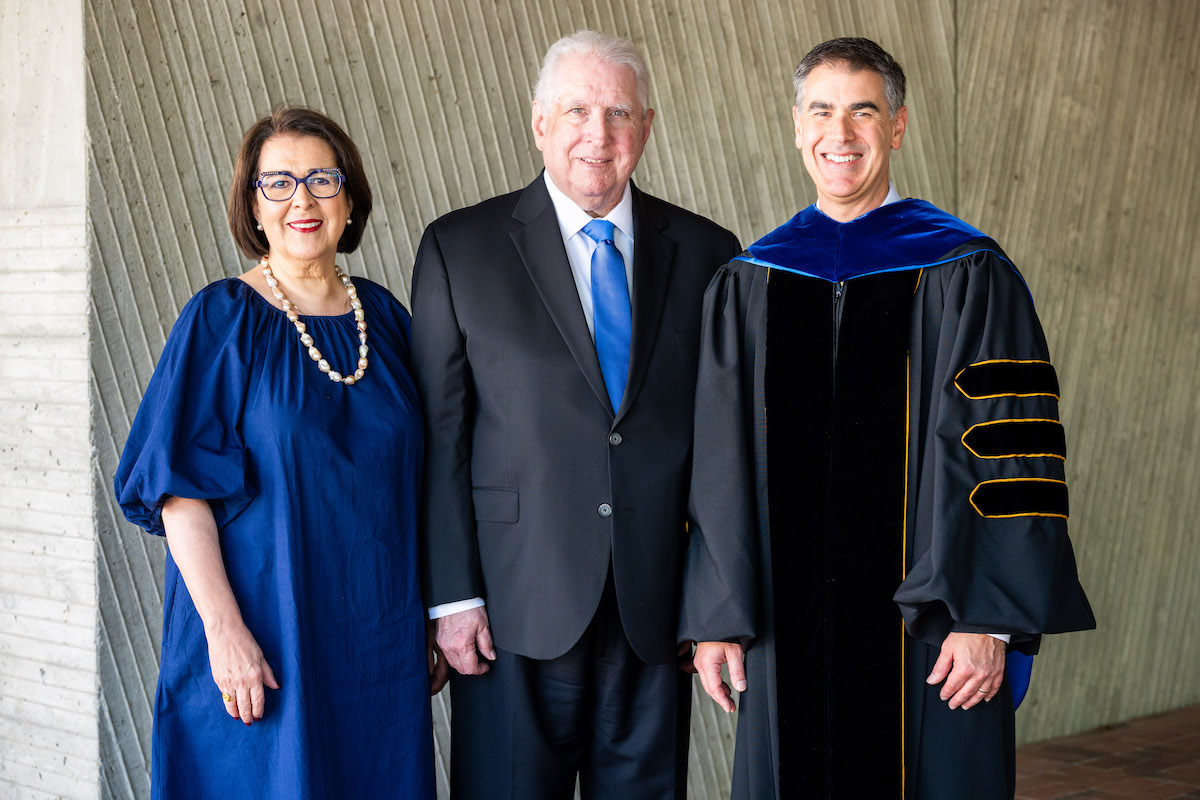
[608,432,623,446]
[597,503,613,517]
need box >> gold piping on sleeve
[960,418,1066,460]
[968,478,1069,520]
[953,359,1060,401]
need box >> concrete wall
[956,0,1200,737]
[0,1,98,798]
[1,0,1197,797]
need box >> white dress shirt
[544,171,636,338]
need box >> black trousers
[448,576,691,800]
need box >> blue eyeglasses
[255,168,345,201]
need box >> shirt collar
[815,182,902,218]
[543,171,635,242]
[881,182,902,207]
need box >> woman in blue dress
[114,107,445,798]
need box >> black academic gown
[679,200,1095,800]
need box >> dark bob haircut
[227,106,373,260]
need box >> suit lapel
[510,177,613,414]
[619,187,674,423]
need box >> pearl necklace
[260,258,369,385]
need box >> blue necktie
[583,219,632,412]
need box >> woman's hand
[206,618,280,724]
[161,496,280,725]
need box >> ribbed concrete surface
[0,1,97,798]
[957,0,1200,745]
[0,207,97,800]
[77,0,1200,798]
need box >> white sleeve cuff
[986,632,1012,643]
[428,597,485,620]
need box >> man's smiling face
[532,53,654,217]
[793,62,907,222]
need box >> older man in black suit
[410,29,740,800]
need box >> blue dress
[114,277,433,799]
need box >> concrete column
[0,1,98,798]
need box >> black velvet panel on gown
[767,268,918,797]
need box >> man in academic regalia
[680,37,1095,800]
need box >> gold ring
[977,688,988,693]
[222,692,233,703]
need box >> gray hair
[793,37,906,116]
[533,30,650,111]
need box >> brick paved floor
[1016,704,1200,799]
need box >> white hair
[532,30,650,111]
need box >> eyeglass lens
[259,170,343,201]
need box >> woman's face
[253,134,351,269]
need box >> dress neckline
[235,275,357,320]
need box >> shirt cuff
[987,633,1011,643]
[428,597,485,620]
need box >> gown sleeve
[895,248,1096,651]
[678,261,762,646]
[113,281,256,536]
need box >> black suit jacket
[411,175,739,664]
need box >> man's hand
[926,632,1006,710]
[427,619,450,694]
[694,641,746,713]
[677,642,698,674]
[435,606,497,676]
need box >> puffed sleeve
[678,261,762,646]
[114,281,256,535]
[896,248,1096,651]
